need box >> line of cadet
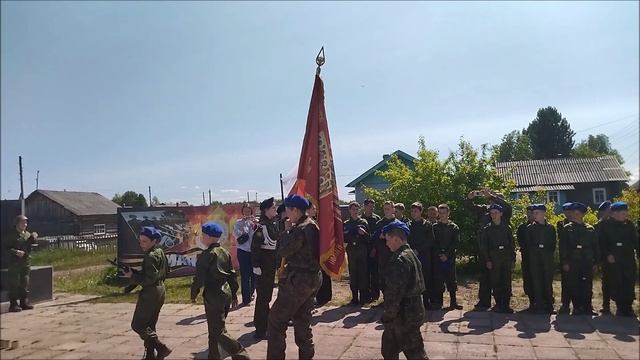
[344,196,639,318]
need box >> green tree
[112,191,148,207]
[364,137,514,259]
[525,107,575,159]
[573,134,624,164]
[491,130,534,162]
[615,189,639,224]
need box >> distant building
[346,150,416,204]
[25,190,120,236]
[496,156,629,211]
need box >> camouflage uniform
[251,214,280,337]
[599,219,639,315]
[381,244,427,360]
[525,221,557,312]
[432,221,461,308]
[363,213,382,301]
[559,222,599,314]
[191,243,249,360]
[130,245,168,354]
[375,217,397,295]
[480,222,516,312]
[466,197,512,308]
[267,215,322,360]
[344,216,370,303]
[5,230,37,310]
[408,218,435,310]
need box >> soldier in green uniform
[394,203,408,223]
[526,204,557,314]
[466,189,512,311]
[363,199,382,302]
[267,195,322,359]
[480,204,516,313]
[517,206,535,311]
[5,215,38,312]
[601,202,638,317]
[559,202,599,315]
[380,219,428,360]
[124,226,171,360]
[191,222,249,360]
[374,201,397,299]
[408,202,435,311]
[432,204,463,310]
[595,201,613,314]
[557,202,574,314]
[344,201,370,305]
[251,197,280,340]
[426,206,439,224]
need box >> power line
[574,113,639,134]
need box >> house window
[94,224,106,235]
[547,191,559,204]
[593,188,606,205]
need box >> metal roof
[346,150,416,188]
[512,184,575,193]
[496,156,628,187]
[28,190,120,216]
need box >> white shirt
[233,218,255,252]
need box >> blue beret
[570,202,587,213]
[598,201,612,211]
[610,201,628,212]
[202,222,223,238]
[561,202,573,211]
[531,204,546,211]
[489,203,503,212]
[382,219,410,236]
[140,226,161,240]
[260,197,275,211]
[284,195,310,210]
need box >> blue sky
[2,1,638,204]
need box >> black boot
[143,339,156,360]
[20,297,34,310]
[9,298,22,313]
[349,291,359,305]
[449,292,463,310]
[153,338,172,360]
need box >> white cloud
[194,185,201,190]
[220,189,240,193]
[179,186,187,189]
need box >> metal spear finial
[316,46,325,75]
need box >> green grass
[32,248,116,271]
[55,266,231,305]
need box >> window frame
[546,191,559,204]
[94,224,106,235]
[592,187,606,205]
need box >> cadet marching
[6,192,637,360]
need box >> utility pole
[202,192,206,205]
[247,192,250,202]
[255,192,257,202]
[208,189,212,205]
[19,156,24,215]
[36,170,40,190]
[148,186,152,207]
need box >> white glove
[253,267,262,276]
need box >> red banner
[290,74,346,279]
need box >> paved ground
[1,294,638,359]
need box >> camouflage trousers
[267,270,321,360]
[203,293,249,360]
[7,264,30,300]
[381,322,427,360]
[131,284,165,341]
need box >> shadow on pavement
[311,305,362,326]
[177,313,207,326]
